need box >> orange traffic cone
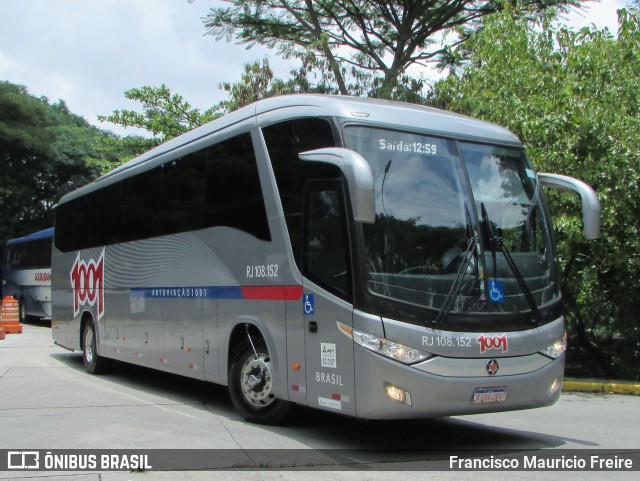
[0,296,23,334]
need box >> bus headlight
[542,332,568,359]
[337,321,431,364]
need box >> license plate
[473,387,507,403]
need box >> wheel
[228,340,291,424]
[82,319,108,374]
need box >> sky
[0,0,632,138]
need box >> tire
[228,339,291,425]
[82,319,108,374]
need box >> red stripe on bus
[284,285,303,300]
[240,285,303,301]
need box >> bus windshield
[344,126,559,315]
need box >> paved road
[1,324,638,481]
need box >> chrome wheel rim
[84,327,95,365]
[240,353,275,407]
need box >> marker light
[337,321,431,364]
[542,332,568,359]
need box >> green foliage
[95,84,232,173]
[216,55,372,111]
[0,81,146,245]
[104,1,585,138]
[435,5,640,378]
[97,84,223,143]
[100,55,371,141]
[0,82,92,244]
[85,134,157,176]
[202,0,581,100]
[216,57,318,112]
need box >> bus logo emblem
[70,250,105,319]
[486,359,499,376]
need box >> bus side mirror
[299,148,375,224]
[538,173,601,240]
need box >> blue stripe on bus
[129,285,303,301]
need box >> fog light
[384,382,412,406]
[548,377,562,396]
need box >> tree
[97,84,224,143]
[434,5,640,378]
[100,56,348,143]
[216,57,319,112]
[217,55,368,110]
[202,0,585,99]
[0,81,136,245]
[1,82,71,241]
[84,133,158,176]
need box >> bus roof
[6,228,54,246]
[59,94,521,205]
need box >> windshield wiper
[433,203,477,326]
[381,159,392,214]
[481,203,499,288]
[481,202,542,325]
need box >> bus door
[302,180,356,416]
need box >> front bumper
[354,346,564,419]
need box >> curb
[563,379,640,396]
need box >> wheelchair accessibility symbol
[489,280,505,303]
[304,294,315,315]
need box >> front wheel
[228,340,291,424]
[82,319,108,374]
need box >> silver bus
[4,227,54,322]
[52,95,599,424]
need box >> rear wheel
[82,319,108,374]
[228,339,291,424]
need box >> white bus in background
[3,228,53,322]
[51,95,599,424]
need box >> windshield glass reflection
[344,126,559,314]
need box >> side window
[55,133,270,251]
[303,181,352,300]
[203,133,270,241]
[5,244,23,268]
[54,200,78,252]
[55,191,99,252]
[124,167,162,242]
[26,238,52,268]
[96,181,126,246]
[4,245,15,268]
[262,118,338,265]
[159,153,206,237]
